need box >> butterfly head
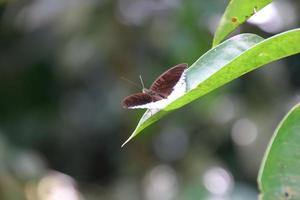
[142,88,151,94]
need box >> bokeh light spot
[143,165,178,200]
[203,167,233,195]
[231,118,258,146]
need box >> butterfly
[122,63,188,109]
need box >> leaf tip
[121,134,135,148]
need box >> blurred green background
[0,0,299,199]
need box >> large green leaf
[212,0,272,47]
[258,103,300,200]
[122,29,300,147]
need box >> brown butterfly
[122,63,188,109]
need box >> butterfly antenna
[120,76,140,89]
[139,75,145,89]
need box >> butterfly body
[142,88,166,99]
[122,63,188,109]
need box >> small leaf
[212,0,272,47]
[122,29,300,146]
[258,103,300,200]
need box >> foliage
[1,0,300,199]
[126,0,300,199]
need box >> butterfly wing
[150,63,188,97]
[122,93,159,109]
[122,63,188,109]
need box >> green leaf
[258,102,300,200]
[212,0,272,47]
[122,33,262,146]
[122,29,300,147]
